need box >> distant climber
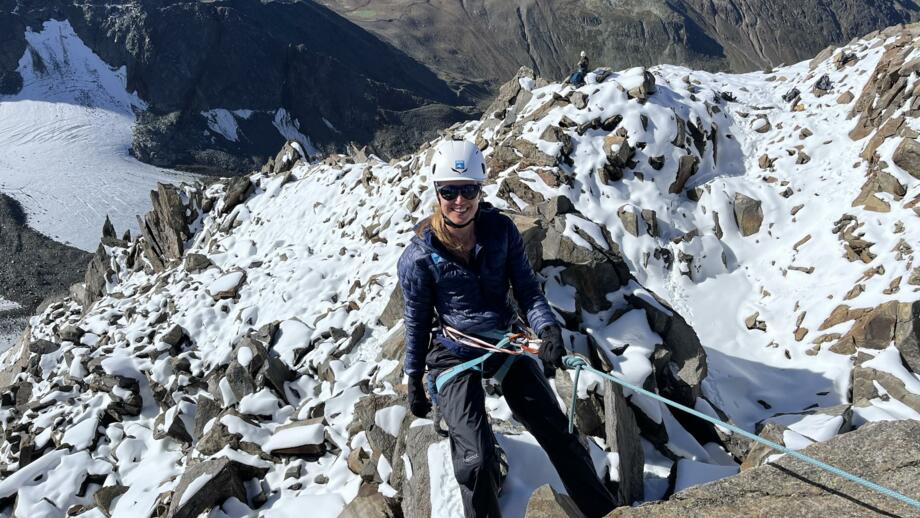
[567,50,589,87]
[397,139,617,518]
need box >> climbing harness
[561,354,920,511]
[434,327,540,393]
[426,326,541,437]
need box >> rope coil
[562,354,920,511]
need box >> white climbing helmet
[430,139,487,184]
[580,50,587,57]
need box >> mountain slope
[1,21,920,518]
[317,0,920,89]
[0,0,478,173]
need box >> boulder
[540,125,574,158]
[196,413,244,456]
[836,90,855,104]
[168,458,267,518]
[852,363,920,413]
[347,394,406,463]
[138,183,195,272]
[669,155,699,194]
[739,422,786,470]
[603,134,634,168]
[752,117,771,133]
[811,74,832,96]
[733,193,763,237]
[604,379,644,505]
[193,394,222,440]
[160,324,189,349]
[398,420,444,518]
[512,214,547,273]
[626,297,708,406]
[153,400,196,444]
[270,141,305,175]
[892,138,920,179]
[641,209,659,237]
[894,301,920,373]
[58,325,85,343]
[525,484,586,518]
[263,417,327,457]
[570,91,588,110]
[535,196,576,223]
[221,177,254,215]
[340,483,400,518]
[832,214,876,264]
[184,253,214,273]
[209,270,247,300]
[497,175,546,210]
[617,205,640,237]
[545,226,631,314]
[554,370,605,438]
[93,484,128,517]
[744,405,853,471]
[852,170,906,212]
[624,69,657,101]
[830,300,919,358]
[610,420,920,517]
[484,66,535,123]
[28,339,59,355]
[378,284,405,329]
[744,312,767,332]
[84,243,112,308]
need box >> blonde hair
[417,202,465,255]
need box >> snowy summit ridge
[2,22,920,518]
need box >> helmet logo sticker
[452,160,466,172]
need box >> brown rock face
[610,420,920,517]
[851,169,906,212]
[892,137,920,179]
[669,155,700,194]
[525,484,585,518]
[849,27,920,164]
[732,193,763,237]
[138,183,198,272]
[824,300,920,360]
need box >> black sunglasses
[437,184,481,201]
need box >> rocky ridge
[2,21,920,518]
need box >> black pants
[428,345,617,518]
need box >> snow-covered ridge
[2,23,920,518]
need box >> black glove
[407,375,432,418]
[538,325,565,373]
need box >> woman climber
[396,139,617,518]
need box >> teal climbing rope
[561,354,920,511]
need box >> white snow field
[0,18,192,352]
[0,19,199,251]
[1,23,919,518]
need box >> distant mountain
[2,1,917,174]
[317,0,920,88]
[0,0,479,173]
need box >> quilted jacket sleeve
[397,243,435,378]
[505,217,557,334]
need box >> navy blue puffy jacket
[396,205,557,377]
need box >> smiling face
[436,180,481,227]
